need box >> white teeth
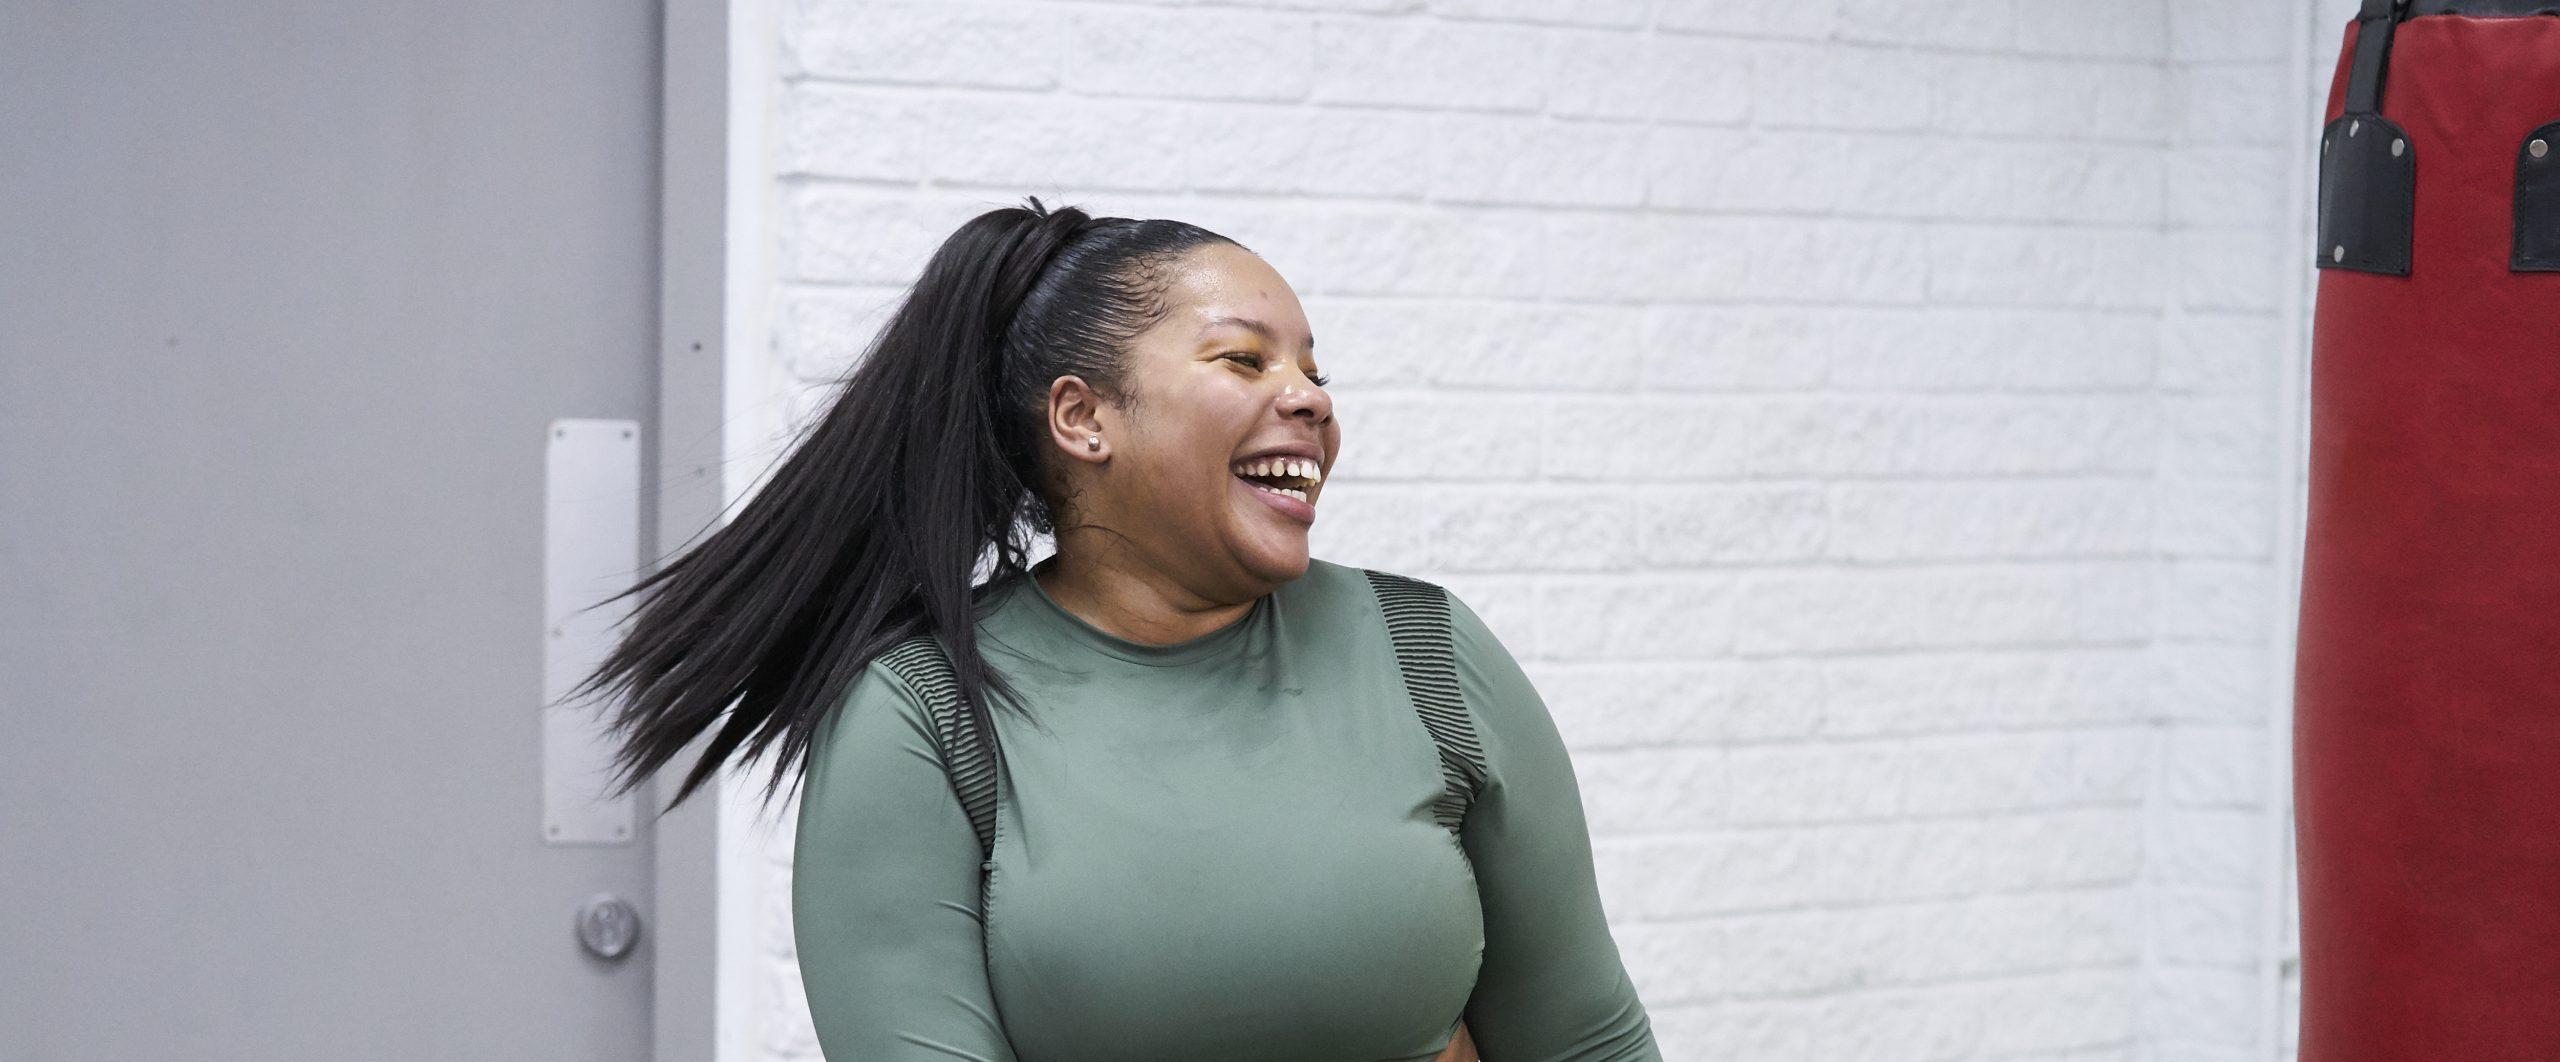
[1228,455,1323,487]
[1246,482,1309,503]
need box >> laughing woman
[575,197,1661,1061]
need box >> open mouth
[1230,456,1320,505]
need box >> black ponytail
[563,195,1242,815]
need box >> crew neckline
[1012,559,1271,668]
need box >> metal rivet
[2332,245,2346,263]
[2534,138,2550,160]
[2322,136,2331,154]
[2349,119,2361,136]
[2392,138,2405,157]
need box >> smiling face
[1040,242,1337,596]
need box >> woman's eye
[1226,352,1327,387]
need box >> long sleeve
[1449,591,1663,1061]
[792,661,1019,1062]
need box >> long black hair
[563,196,1242,815]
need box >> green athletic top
[791,556,1660,1061]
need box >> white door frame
[652,1,784,1059]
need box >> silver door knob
[575,893,641,961]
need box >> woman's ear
[1045,375,1109,465]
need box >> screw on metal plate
[576,893,642,961]
[2534,139,2550,160]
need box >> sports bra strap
[879,569,1490,865]
[1361,569,1488,835]
[876,634,999,863]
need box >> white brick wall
[734,2,2319,1059]
[2150,2,2315,1061]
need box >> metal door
[1,3,672,1058]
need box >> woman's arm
[792,662,1018,1061]
[1448,592,1663,1062]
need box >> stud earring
[1087,435,1100,451]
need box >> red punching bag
[2297,1,2560,1058]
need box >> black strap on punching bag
[2344,0,2408,115]
[2317,0,2416,276]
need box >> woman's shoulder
[1309,556,1435,588]
[794,651,956,816]
[1293,558,1474,649]
[1305,557,1494,642]
[1270,555,1393,619]
[1299,556,1460,610]
[1316,561,1550,780]
[806,647,943,756]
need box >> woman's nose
[1280,384,1330,421]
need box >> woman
[575,197,1660,1061]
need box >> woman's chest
[979,691,1483,1062]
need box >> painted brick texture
[2149,2,2306,1061]
[739,1,2312,1060]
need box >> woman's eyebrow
[1200,315,1315,352]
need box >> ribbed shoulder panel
[1362,569,1488,833]
[876,634,998,859]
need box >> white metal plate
[542,418,642,845]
